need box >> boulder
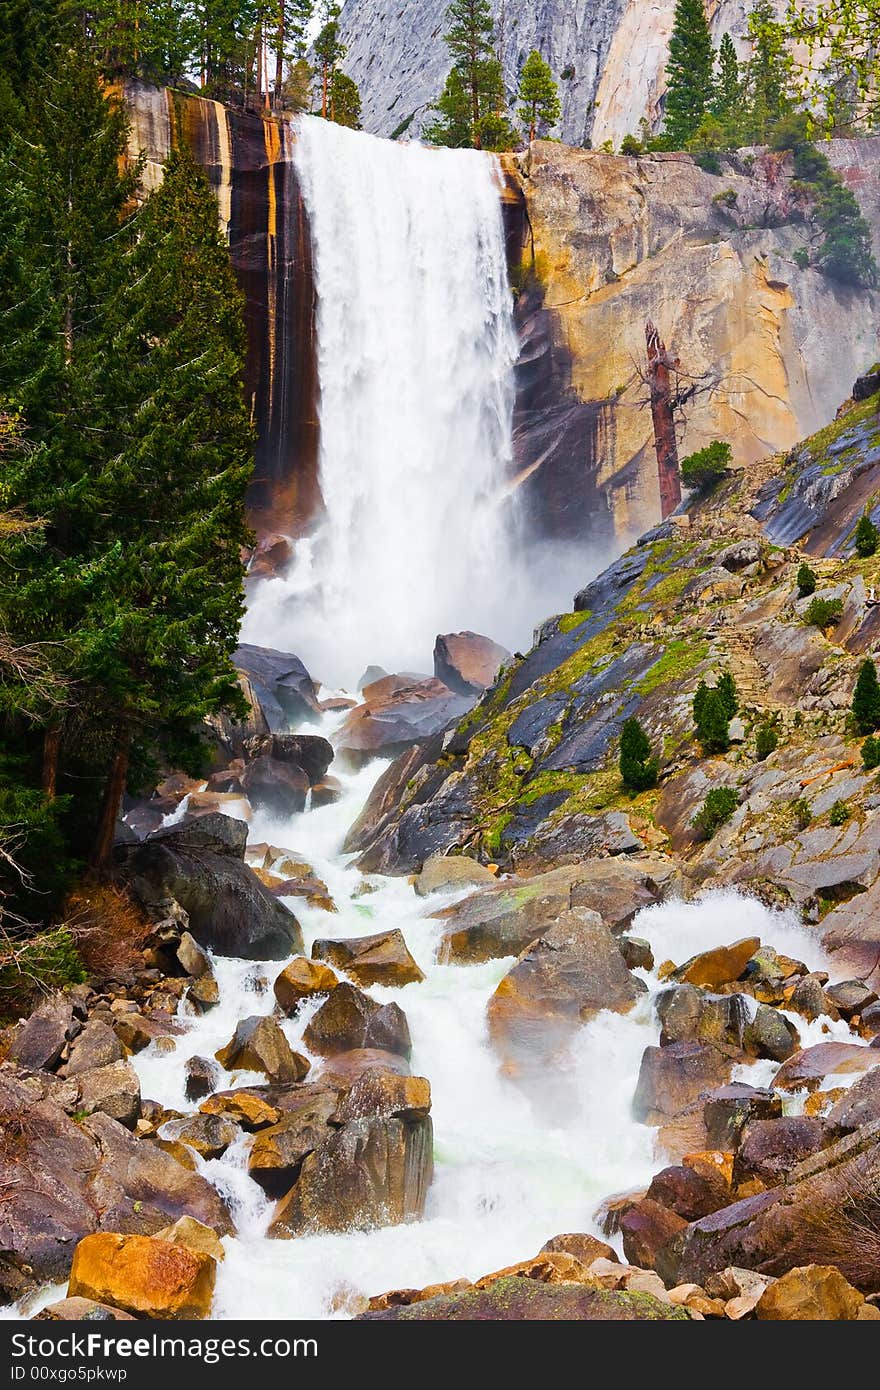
[67,1232,216,1320]
[436,862,659,965]
[619,937,654,971]
[772,1042,876,1091]
[657,985,799,1062]
[755,1264,865,1320]
[433,631,511,696]
[231,644,322,730]
[64,1021,124,1079]
[161,1114,241,1160]
[670,938,760,989]
[244,732,333,786]
[199,1089,282,1130]
[487,909,646,1071]
[320,1049,411,1083]
[246,1088,341,1197]
[311,929,425,988]
[303,984,411,1060]
[116,817,303,960]
[331,1071,431,1125]
[78,1061,141,1129]
[35,1297,135,1321]
[541,1232,618,1265]
[413,854,497,897]
[269,1114,433,1237]
[703,1084,783,1149]
[241,755,309,816]
[215,1015,310,1083]
[155,1215,226,1263]
[358,1277,689,1319]
[734,1116,827,1186]
[273,957,338,1013]
[824,979,878,1018]
[336,677,473,767]
[176,931,212,979]
[647,1163,732,1222]
[825,1065,880,1134]
[112,1011,182,1052]
[672,1118,880,1291]
[633,1042,733,1124]
[7,994,77,1071]
[184,1056,220,1102]
[187,977,220,1013]
[620,1198,688,1272]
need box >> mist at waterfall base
[113,718,864,1322]
[240,117,603,687]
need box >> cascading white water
[242,118,520,687]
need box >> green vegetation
[755,723,778,760]
[829,799,850,826]
[620,134,643,156]
[853,658,880,734]
[424,0,515,151]
[619,718,659,792]
[680,441,732,492]
[855,511,880,558]
[717,670,739,719]
[662,0,715,149]
[862,735,880,771]
[804,596,844,629]
[797,562,817,597]
[517,50,560,142]
[557,611,592,634]
[693,682,731,753]
[635,639,708,697]
[791,797,812,830]
[692,786,738,839]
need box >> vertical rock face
[336,0,790,148]
[125,81,319,541]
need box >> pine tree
[330,70,362,127]
[313,7,345,119]
[797,562,817,596]
[663,0,715,149]
[855,511,879,557]
[741,0,793,143]
[426,0,512,151]
[711,33,741,121]
[619,717,659,791]
[717,670,739,719]
[694,687,730,752]
[423,67,474,148]
[517,49,560,142]
[853,658,880,734]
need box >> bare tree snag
[646,320,682,520]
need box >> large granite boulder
[359,1277,689,1320]
[311,929,425,987]
[115,815,303,959]
[336,677,473,767]
[232,644,322,729]
[68,1232,216,1320]
[433,631,511,696]
[303,983,412,1059]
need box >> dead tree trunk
[646,320,682,520]
[91,726,130,873]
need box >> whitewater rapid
[116,714,858,1321]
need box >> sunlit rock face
[509,138,880,547]
[125,80,319,541]
[336,0,791,148]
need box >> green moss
[558,610,592,633]
[636,638,709,696]
[517,769,585,806]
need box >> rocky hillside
[337,0,787,146]
[348,375,880,987]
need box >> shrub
[804,596,843,629]
[755,724,778,760]
[680,440,732,492]
[793,247,810,270]
[716,670,738,719]
[64,882,152,977]
[791,797,812,830]
[693,683,730,753]
[796,562,817,597]
[620,134,643,156]
[862,736,880,771]
[829,799,850,826]
[619,716,659,791]
[855,511,879,558]
[692,786,738,839]
[0,926,85,1022]
[853,658,880,734]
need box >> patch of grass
[636,639,709,697]
[557,610,592,633]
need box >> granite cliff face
[337,0,788,147]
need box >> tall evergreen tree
[426,0,513,150]
[313,4,344,118]
[853,658,880,734]
[741,0,793,142]
[329,70,362,127]
[711,33,742,121]
[423,66,474,148]
[619,717,659,791]
[663,0,715,148]
[517,49,560,142]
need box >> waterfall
[242,117,519,687]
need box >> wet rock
[670,938,760,989]
[657,985,799,1062]
[772,1042,876,1091]
[199,1089,281,1130]
[359,1276,689,1320]
[273,957,338,1013]
[473,1250,595,1288]
[332,1071,431,1125]
[184,1056,220,1102]
[860,1001,880,1035]
[541,1232,618,1265]
[35,1297,135,1321]
[241,755,309,817]
[231,644,322,730]
[7,993,77,1072]
[320,1048,411,1083]
[116,817,303,960]
[413,854,497,897]
[619,937,654,971]
[303,984,412,1060]
[755,1264,865,1320]
[187,976,220,1013]
[734,1117,827,1186]
[488,909,646,1072]
[703,1084,782,1149]
[367,1279,473,1312]
[247,1089,341,1197]
[337,677,472,767]
[825,1065,880,1134]
[269,1114,433,1237]
[65,1021,124,1079]
[433,631,511,696]
[177,931,212,979]
[312,929,425,988]
[825,979,878,1018]
[162,1114,241,1160]
[215,1016,310,1083]
[790,974,837,1022]
[68,1232,216,1320]
[112,1011,182,1052]
[633,1042,733,1124]
[155,1215,225,1263]
[620,1198,688,1272]
[78,1061,141,1130]
[510,810,646,872]
[647,1163,731,1221]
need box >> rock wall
[336,0,791,148]
[509,138,880,548]
[125,81,320,541]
